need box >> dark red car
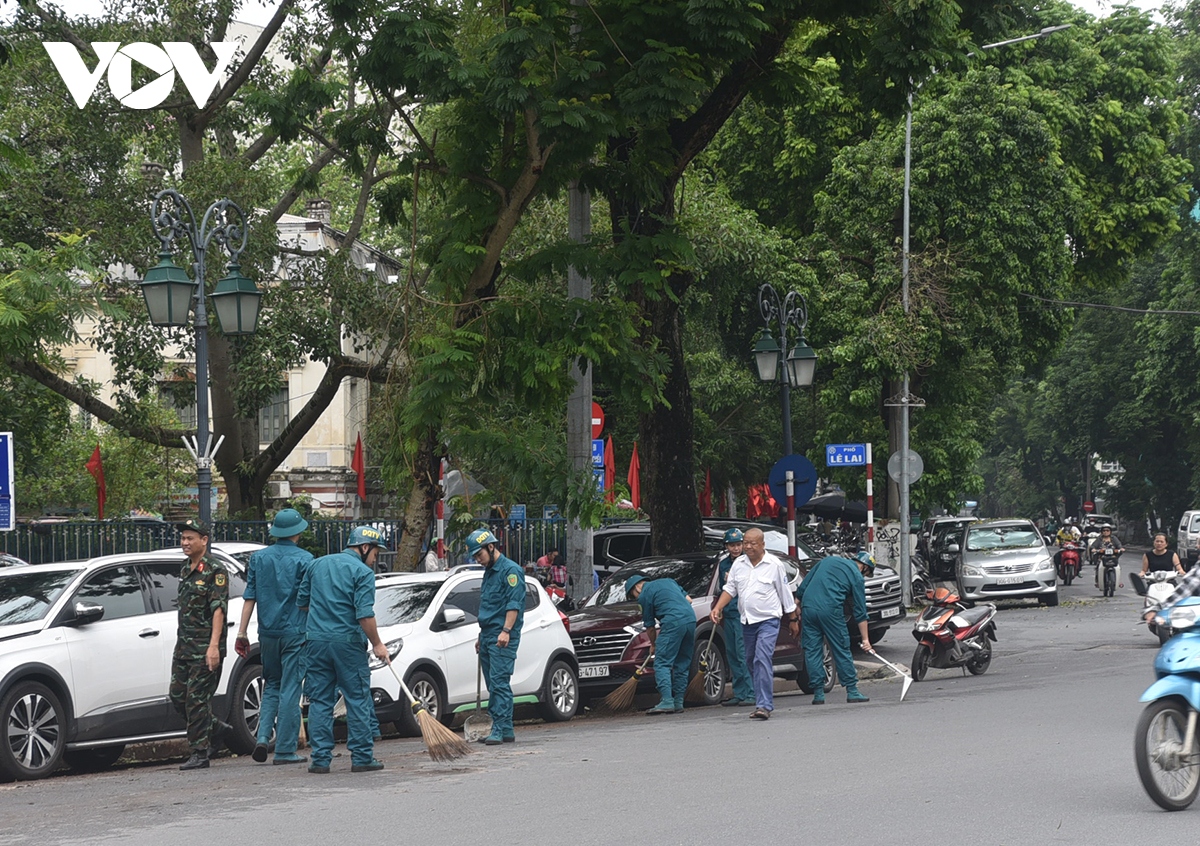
[567,553,834,705]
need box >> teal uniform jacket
[297,547,376,644]
[479,553,525,638]
[245,539,312,638]
[716,554,739,612]
[637,578,693,628]
[795,555,868,623]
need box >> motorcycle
[1096,548,1122,597]
[1139,571,1182,645]
[1056,539,1083,586]
[1135,597,1200,811]
[910,586,998,681]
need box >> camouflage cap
[178,518,210,537]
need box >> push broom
[386,663,472,762]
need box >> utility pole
[566,180,594,606]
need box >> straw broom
[603,653,653,712]
[684,625,719,704]
[387,662,472,762]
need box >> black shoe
[252,743,269,763]
[351,759,385,773]
[180,751,210,770]
[308,764,330,774]
[502,735,515,743]
[210,720,233,757]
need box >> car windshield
[375,582,443,626]
[586,558,714,607]
[0,569,78,625]
[965,526,1042,552]
[1190,515,1200,532]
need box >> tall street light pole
[897,23,1071,604]
[141,189,262,525]
[753,284,817,457]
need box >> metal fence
[0,519,404,566]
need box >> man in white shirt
[710,528,799,720]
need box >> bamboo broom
[603,653,653,712]
[387,663,472,762]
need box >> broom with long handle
[603,653,653,712]
[865,648,914,702]
[386,662,472,762]
[684,625,719,704]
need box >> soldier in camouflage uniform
[170,519,232,770]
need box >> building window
[259,387,289,443]
[160,389,197,430]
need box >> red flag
[746,483,778,519]
[604,437,615,504]
[351,434,366,500]
[85,445,106,520]
[627,441,641,509]
[699,469,712,517]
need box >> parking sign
[0,433,12,531]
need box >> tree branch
[242,45,334,165]
[16,1,89,54]
[198,0,298,124]
[265,144,342,225]
[5,356,189,448]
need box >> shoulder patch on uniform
[215,573,226,587]
[507,573,518,587]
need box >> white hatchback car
[368,569,579,735]
[0,543,265,781]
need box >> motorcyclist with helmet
[1089,523,1125,589]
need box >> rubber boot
[811,691,826,705]
[846,687,870,703]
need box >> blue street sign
[769,454,818,510]
[591,439,605,468]
[510,504,527,526]
[825,443,867,467]
[0,432,12,532]
[594,468,605,491]
[543,504,561,520]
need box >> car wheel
[227,663,264,756]
[966,638,992,675]
[797,639,837,694]
[411,670,450,727]
[0,681,66,781]
[911,644,932,682]
[1039,592,1060,608]
[687,635,727,706]
[538,660,578,723]
[64,745,124,773]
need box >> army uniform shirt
[175,555,229,660]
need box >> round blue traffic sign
[769,454,818,510]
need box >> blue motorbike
[1137,597,1200,810]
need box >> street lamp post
[141,189,261,525]
[753,284,817,456]
[897,24,1071,603]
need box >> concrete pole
[566,180,594,605]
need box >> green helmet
[347,525,386,548]
[465,528,499,556]
[854,551,876,573]
[723,528,744,544]
[624,574,647,596]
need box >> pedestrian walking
[297,526,390,774]
[626,573,695,715]
[234,508,313,765]
[170,518,233,771]
[467,529,526,744]
[796,551,874,705]
[713,528,754,707]
[710,528,798,720]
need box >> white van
[1178,510,1200,565]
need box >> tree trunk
[208,332,262,516]
[394,430,440,572]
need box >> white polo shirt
[723,550,797,625]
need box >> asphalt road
[1,561,1193,845]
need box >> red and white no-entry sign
[591,402,605,439]
[1083,500,1095,513]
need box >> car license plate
[881,606,900,618]
[997,575,1024,585]
[579,665,610,679]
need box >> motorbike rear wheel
[1104,566,1116,598]
[966,638,992,675]
[911,643,932,682]
[1060,566,1074,586]
[1135,698,1200,811]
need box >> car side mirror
[437,605,476,630]
[947,543,961,554]
[71,601,105,626]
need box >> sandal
[749,708,770,720]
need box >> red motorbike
[911,587,998,681]
[1057,540,1083,586]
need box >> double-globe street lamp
[753,283,817,457]
[896,24,1072,603]
[140,189,262,525]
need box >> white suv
[0,545,265,781]
[368,569,579,734]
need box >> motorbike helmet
[465,528,499,556]
[624,574,647,597]
[854,551,876,573]
[723,528,744,544]
[347,525,386,548]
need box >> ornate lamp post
[753,284,817,456]
[141,189,261,524]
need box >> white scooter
[1139,571,1180,645]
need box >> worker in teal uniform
[714,528,754,707]
[795,551,873,705]
[468,529,526,745]
[625,574,696,715]
[297,526,390,774]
